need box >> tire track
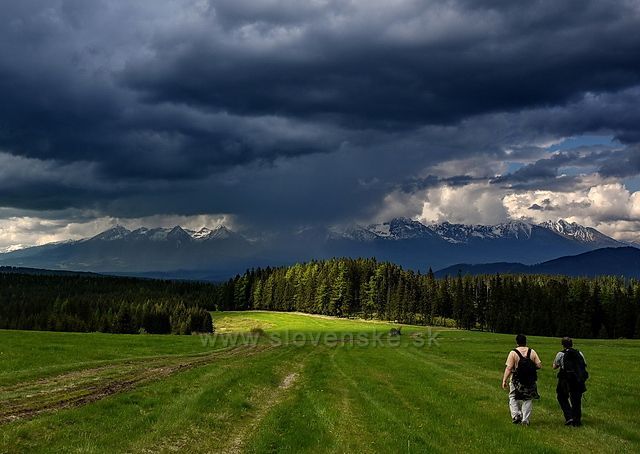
[0,344,270,425]
[223,348,317,454]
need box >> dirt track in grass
[225,368,303,454]
[0,344,270,425]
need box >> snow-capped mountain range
[90,225,239,243]
[332,217,621,247]
[538,219,614,244]
[0,218,629,279]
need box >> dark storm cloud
[0,0,639,228]
[492,143,640,190]
[527,199,591,212]
[399,175,478,193]
[528,198,558,212]
[123,0,640,126]
[491,153,580,185]
[599,146,640,178]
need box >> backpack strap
[526,348,532,359]
[512,348,524,360]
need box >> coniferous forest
[213,258,640,339]
[2,257,640,338]
[0,273,214,334]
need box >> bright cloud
[418,183,509,225]
[503,183,640,241]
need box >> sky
[1,0,640,251]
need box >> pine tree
[114,305,135,334]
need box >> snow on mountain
[329,217,623,246]
[192,227,213,240]
[0,244,26,253]
[430,222,481,243]
[539,219,622,246]
[540,220,597,242]
[91,225,131,241]
[333,217,534,243]
[429,221,533,243]
[87,219,619,248]
[130,227,172,241]
[209,226,236,240]
[330,217,435,241]
[0,217,626,277]
[189,226,240,241]
[131,227,150,236]
[490,221,533,239]
[367,223,391,238]
[390,217,436,239]
[368,217,436,240]
[430,218,621,246]
[89,225,242,243]
[328,225,379,241]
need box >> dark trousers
[557,378,583,423]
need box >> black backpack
[562,348,589,384]
[513,348,538,386]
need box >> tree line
[3,259,640,338]
[213,257,640,339]
[0,273,214,334]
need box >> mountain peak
[539,219,618,245]
[540,219,579,231]
[192,227,213,239]
[364,217,434,240]
[190,225,238,240]
[92,225,131,241]
[166,226,192,243]
[89,224,242,243]
[389,218,434,239]
[492,220,533,238]
[328,224,379,241]
[210,225,235,239]
[389,216,415,224]
[428,220,532,243]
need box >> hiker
[502,334,542,425]
[553,337,588,427]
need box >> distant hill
[0,266,101,277]
[435,247,640,278]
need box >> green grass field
[1,311,639,453]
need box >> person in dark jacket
[553,337,588,427]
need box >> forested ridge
[214,258,640,339]
[2,258,640,338]
[0,273,214,334]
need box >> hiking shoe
[512,415,522,424]
[564,419,574,426]
[521,421,530,426]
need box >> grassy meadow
[0,311,639,453]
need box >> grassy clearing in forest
[1,311,639,453]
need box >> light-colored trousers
[509,381,533,423]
